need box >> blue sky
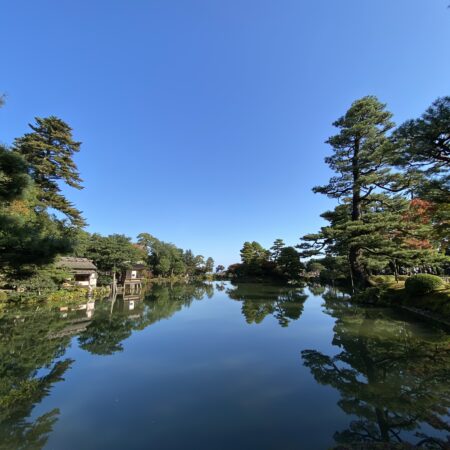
[1,0,449,266]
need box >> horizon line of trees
[71,230,216,286]
[227,239,304,282]
[2,94,449,292]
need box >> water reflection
[226,283,308,327]
[0,306,73,449]
[302,293,450,449]
[0,283,449,449]
[0,282,214,448]
[78,282,215,356]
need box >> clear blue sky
[1,0,449,266]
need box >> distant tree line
[69,231,215,286]
[227,239,304,282]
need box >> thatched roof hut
[56,257,98,288]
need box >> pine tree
[300,193,446,283]
[0,106,75,276]
[0,145,29,202]
[270,238,285,262]
[240,241,269,265]
[182,249,197,276]
[276,246,303,280]
[205,257,215,273]
[14,116,85,227]
[395,96,450,170]
[312,96,402,287]
[394,96,450,204]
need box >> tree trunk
[110,290,117,317]
[349,139,368,289]
[359,317,391,442]
[112,266,117,294]
[349,247,367,289]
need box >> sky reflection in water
[0,282,448,449]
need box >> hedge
[405,274,444,296]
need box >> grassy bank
[0,285,111,305]
[354,275,450,322]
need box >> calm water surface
[0,282,449,449]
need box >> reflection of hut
[49,300,96,339]
[116,295,143,319]
[119,264,146,295]
[56,257,98,288]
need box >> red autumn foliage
[403,198,436,224]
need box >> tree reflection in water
[0,281,214,448]
[301,290,450,449]
[0,306,73,449]
[226,283,308,327]
[1,283,449,449]
[78,282,214,355]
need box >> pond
[0,282,449,449]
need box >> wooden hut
[119,263,146,295]
[56,257,98,289]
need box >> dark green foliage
[302,298,450,447]
[152,242,185,277]
[309,96,402,288]
[394,96,449,183]
[318,256,350,285]
[394,97,450,256]
[236,241,273,278]
[138,232,185,277]
[0,305,74,448]
[137,232,213,278]
[182,249,197,276]
[405,290,450,319]
[300,96,450,290]
[226,283,308,327]
[14,116,85,227]
[0,186,75,278]
[270,238,285,261]
[230,240,304,282]
[240,241,270,266]
[305,259,325,274]
[0,139,74,276]
[0,146,29,202]
[276,246,304,279]
[8,266,71,295]
[0,106,82,284]
[83,233,144,277]
[96,273,113,286]
[404,274,444,296]
[205,257,214,273]
[314,96,397,201]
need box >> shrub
[97,274,112,286]
[93,286,110,299]
[353,287,381,304]
[405,274,444,296]
[0,291,8,302]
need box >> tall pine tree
[310,96,403,287]
[14,116,85,227]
